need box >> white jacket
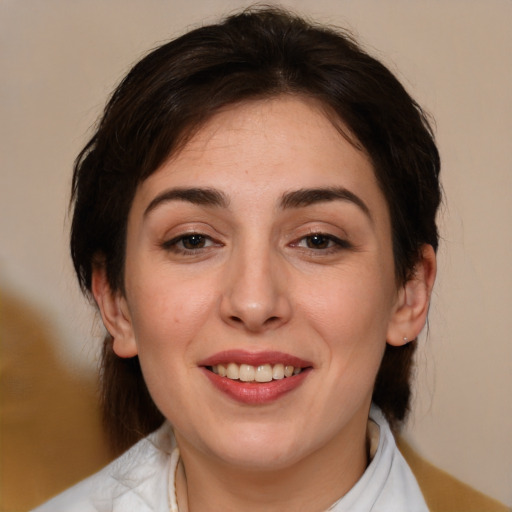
[32,405,428,512]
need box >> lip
[198,350,313,405]
[201,366,312,404]
[198,350,312,368]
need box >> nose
[219,243,292,333]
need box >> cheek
[302,266,395,335]
[299,266,395,376]
[127,271,216,357]
[124,275,215,419]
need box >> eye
[293,233,351,251]
[304,234,333,249]
[162,233,218,253]
[179,234,209,250]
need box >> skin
[93,96,436,512]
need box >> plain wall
[1,0,511,506]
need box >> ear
[91,263,138,358]
[386,244,437,347]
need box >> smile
[199,350,312,404]
[209,363,303,382]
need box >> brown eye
[181,234,207,249]
[292,233,352,252]
[162,233,218,253]
[305,234,331,249]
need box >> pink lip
[201,367,311,405]
[198,350,312,368]
[198,350,313,405]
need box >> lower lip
[202,368,311,405]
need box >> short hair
[70,7,441,453]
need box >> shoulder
[397,437,509,512]
[31,423,176,512]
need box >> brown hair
[70,7,441,453]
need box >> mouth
[207,362,304,382]
[199,351,312,404]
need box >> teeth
[255,364,273,382]
[239,364,255,382]
[272,363,284,380]
[210,362,303,382]
[226,363,239,380]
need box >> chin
[202,423,314,471]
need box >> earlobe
[91,264,138,358]
[387,244,437,347]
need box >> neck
[174,420,369,512]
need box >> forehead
[141,97,378,194]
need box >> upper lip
[198,350,313,368]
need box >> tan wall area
[1,0,511,508]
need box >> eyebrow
[144,187,230,217]
[280,187,372,220]
[143,185,371,221]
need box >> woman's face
[108,96,407,470]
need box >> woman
[35,7,440,511]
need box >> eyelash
[291,233,352,253]
[161,233,220,255]
[161,232,351,256]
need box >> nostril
[228,314,281,330]
[264,316,280,326]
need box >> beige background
[1,0,511,507]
